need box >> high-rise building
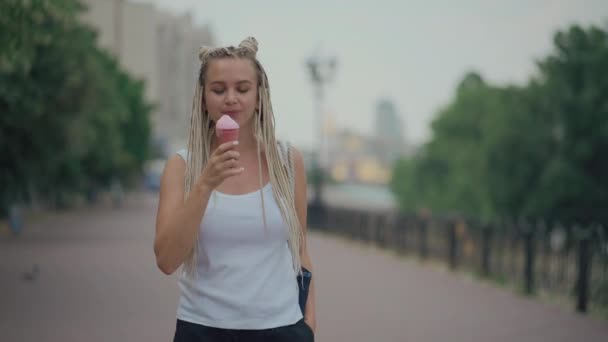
[374,99,404,144]
[157,13,214,152]
[80,0,214,154]
[373,98,407,163]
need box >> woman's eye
[211,89,224,94]
[238,88,250,93]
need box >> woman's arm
[154,142,242,275]
[153,154,212,275]
[293,147,316,332]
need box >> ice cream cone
[216,114,240,144]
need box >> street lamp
[306,50,337,226]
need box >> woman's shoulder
[162,149,188,175]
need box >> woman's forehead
[206,58,257,84]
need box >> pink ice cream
[216,114,240,144]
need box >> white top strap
[176,149,189,161]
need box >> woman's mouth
[223,111,239,119]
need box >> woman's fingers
[215,141,239,155]
[221,167,245,178]
[200,142,242,188]
[209,151,239,170]
[223,158,239,170]
[217,150,240,163]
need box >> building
[156,12,214,152]
[321,98,413,185]
[80,0,214,154]
[373,98,407,163]
[326,130,392,185]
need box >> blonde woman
[154,37,316,341]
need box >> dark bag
[297,266,312,314]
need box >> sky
[134,0,607,150]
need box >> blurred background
[1,0,608,341]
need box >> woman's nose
[225,90,237,104]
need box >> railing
[309,205,608,315]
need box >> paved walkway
[1,193,607,341]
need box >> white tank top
[174,149,302,329]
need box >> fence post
[366,212,375,243]
[387,214,396,250]
[350,210,358,239]
[481,223,492,277]
[448,219,457,270]
[375,213,381,244]
[419,218,428,260]
[576,226,592,313]
[308,202,327,230]
[396,214,408,253]
[359,212,366,241]
[522,220,535,295]
[401,215,409,252]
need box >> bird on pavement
[22,264,40,282]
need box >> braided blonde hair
[183,37,302,277]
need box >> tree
[0,0,152,214]
[391,24,608,226]
[530,25,608,225]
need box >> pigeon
[22,264,40,282]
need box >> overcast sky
[134,0,607,149]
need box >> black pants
[173,318,314,342]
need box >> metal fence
[309,205,608,315]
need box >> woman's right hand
[197,141,243,191]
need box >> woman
[154,37,316,341]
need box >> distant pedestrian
[9,204,23,236]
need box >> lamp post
[306,51,337,226]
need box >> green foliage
[0,0,152,215]
[390,24,608,226]
[531,26,608,224]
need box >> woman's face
[204,58,259,130]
